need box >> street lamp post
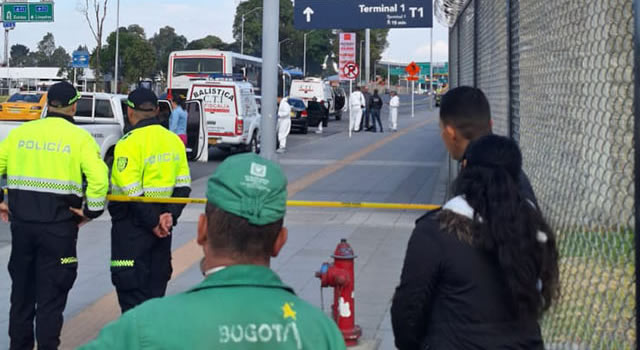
[241,6,262,55]
[114,0,120,93]
[303,31,315,77]
[359,40,364,85]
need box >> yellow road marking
[60,116,437,347]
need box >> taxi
[0,92,47,120]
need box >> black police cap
[127,88,158,111]
[48,81,80,108]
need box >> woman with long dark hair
[391,135,560,349]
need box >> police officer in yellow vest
[0,81,109,350]
[109,88,191,313]
[81,153,346,350]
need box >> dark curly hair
[453,135,560,319]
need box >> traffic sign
[342,62,360,80]
[72,50,90,68]
[294,0,432,30]
[3,21,15,29]
[3,2,54,22]
[405,62,420,76]
[339,32,356,81]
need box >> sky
[10,0,449,65]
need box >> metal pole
[473,0,478,87]
[387,63,390,92]
[260,0,279,161]
[430,27,433,109]
[365,28,371,85]
[349,79,353,138]
[73,68,77,87]
[632,1,640,348]
[241,15,245,55]
[114,0,120,93]
[506,0,513,139]
[359,40,363,85]
[411,80,414,118]
[4,29,8,67]
[303,33,307,77]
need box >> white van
[289,78,343,120]
[187,78,261,153]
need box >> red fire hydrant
[315,239,362,346]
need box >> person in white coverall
[277,97,292,153]
[350,87,366,132]
[389,91,400,132]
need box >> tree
[10,44,33,67]
[150,26,187,75]
[186,35,227,51]
[97,25,156,88]
[79,0,109,91]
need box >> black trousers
[360,109,371,130]
[8,221,78,350]
[110,219,172,313]
[371,109,383,132]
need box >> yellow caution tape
[1,189,439,211]
[106,195,439,211]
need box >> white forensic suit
[389,94,400,131]
[277,98,292,151]
[349,90,366,132]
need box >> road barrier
[106,195,440,211]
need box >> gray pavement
[0,95,448,349]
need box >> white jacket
[390,95,400,108]
[350,91,365,110]
[277,98,292,119]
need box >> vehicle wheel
[322,117,328,128]
[335,112,342,121]
[249,131,260,154]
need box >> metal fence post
[506,0,513,139]
[633,1,640,348]
[473,0,478,88]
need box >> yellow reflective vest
[0,114,109,222]
[108,118,191,229]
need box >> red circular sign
[342,62,360,79]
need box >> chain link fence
[443,0,636,348]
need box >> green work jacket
[80,265,346,350]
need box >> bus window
[173,58,223,76]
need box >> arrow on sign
[303,7,314,22]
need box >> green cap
[206,153,288,225]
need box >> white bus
[167,50,267,99]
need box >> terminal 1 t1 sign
[294,0,432,30]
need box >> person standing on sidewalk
[391,135,559,349]
[0,81,109,350]
[438,86,538,205]
[360,86,371,131]
[369,89,384,132]
[389,91,400,132]
[81,153,346,350]
[276,96,292,153]
[169,94,188,146]
[109,88,191,313]
[349,86,366,132]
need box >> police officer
[109,88,191,313]
[0,81,109,349]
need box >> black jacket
[391,210,544,350]
[369,94,383,110]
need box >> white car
[0,92,209,167]
[290,77,343,120]
[187,78,262,153]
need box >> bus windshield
[173,58,224,76]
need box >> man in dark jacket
[369,89,384,132]
[360,86,372,131]
[437,86,537,205]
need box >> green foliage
[96,25,157,87]
[11,33,71,70]
[186,35,228,51]
[150,26,187,75]
[10,44,33,67]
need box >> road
[0,95,448,349]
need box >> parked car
[0,92,47,121]
[0,93,209,168]
[290,77,342,120]
[287,98,309,134]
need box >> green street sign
[3,2,54,22]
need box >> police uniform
[0,81,109,349]
[108,88,191,312]
[81,153,345,350]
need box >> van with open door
[289,77,342,120]
[186,76,261,153]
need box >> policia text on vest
[0,81,109,350]
[108,88,192,313]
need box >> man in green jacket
[81,153,346,350]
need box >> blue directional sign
[3,22,16,29]
[72,50,90,68]
[294,0,432,30]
